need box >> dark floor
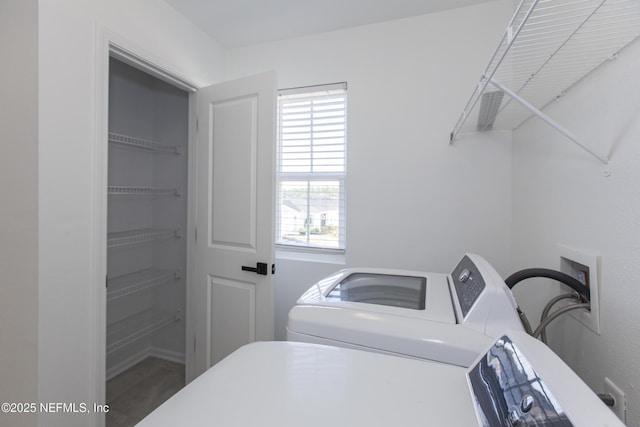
[106,357,185,427]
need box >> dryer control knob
[520,394,534,413]
[508,409,523,426]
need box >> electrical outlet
[558,245,600,334]
[604,377,626,423]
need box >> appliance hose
[504,268,591,338]
[539,293,580,343]
[532,302,591,339]
[504,268,590,302]
[516,307,533,335]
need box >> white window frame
[276,82,347,252]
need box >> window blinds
[278,83,346,175]
[277,83,347,250]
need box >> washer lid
[297,268,454,322]
[326,272,426,310]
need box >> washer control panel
[468,335,573,426]
[451,255,486,318]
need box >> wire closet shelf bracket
[449,0,640,164]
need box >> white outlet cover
[604,377,626,423]
[558,244,600,334]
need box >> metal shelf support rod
[489,77,608,164]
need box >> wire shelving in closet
[107,268,181,302]
[450,0,640,164]
[108,132,182,154]
[108,186,181,197]
[107,228,181,248]
[106,126,186,361]
[106,309,181,355]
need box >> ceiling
[164,0,496,48]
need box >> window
[276,83,347,251]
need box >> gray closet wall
[106,58,188,378]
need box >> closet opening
[105,56,190,426]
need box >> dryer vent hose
[504,268,590,303]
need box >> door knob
[241,262,268,275]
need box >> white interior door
[189,71,276,380]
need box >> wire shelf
[107,228,181,248]
[107,268,180,301]
[106,309,180,354]
[108,186,181,197]
[108,132,182,154]
[450,0,640,163]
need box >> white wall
[10,0,636,424]
[511,39,640,426]
[35,1,223,426]
[0,1,39,427]
[224,0,514,339]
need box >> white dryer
[287,253,524,366]
[137,331,623,427]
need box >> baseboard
[148,346,185,365]
[106,346,185,380]
[106,348,151,380]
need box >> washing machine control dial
[458,268,471,283]
[451,256,487,318]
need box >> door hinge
[272,264,276,275]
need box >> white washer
[287,253,524,366]
[138,331,623,427]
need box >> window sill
[276,246,346,265]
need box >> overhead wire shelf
[450,0,640,164]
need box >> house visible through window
[276,83,347,250]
